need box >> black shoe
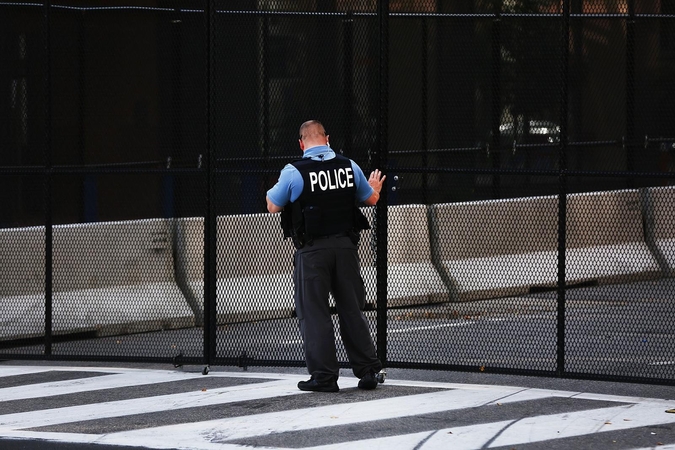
[298,377,339,393]
[358,371,378,390]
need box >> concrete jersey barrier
[429,195,560,301]
[0,219,194,342]
[565,189,660,285]
[429,190,661,301]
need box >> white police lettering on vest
[309,167,354,192]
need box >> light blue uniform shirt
[266,146,373,208]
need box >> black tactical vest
[291,154,357,237]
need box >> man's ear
[299,139,305,151]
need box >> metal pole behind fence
[342,12,354,156]
[491,8,502,200]
[625,0,636,181]
[261,15,269,158]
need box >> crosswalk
[1,365,674,449]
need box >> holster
[349,206,371,246]
[354,206,371,231]
[281,205,307,249]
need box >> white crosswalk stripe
[0,379,306,430]
[307,402,675,450]
[0,370,206,402]
[0,365,674,450]
[0,367,56,378]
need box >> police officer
[266,120,386,392]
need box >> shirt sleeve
[266,164,304,207]
[351,161,374,203]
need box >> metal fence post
[556,0,571,377]
[43,0,53,357]
[204,0,217,367]
[376,0,389,367]
[421,16,428,204]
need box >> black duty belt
[312,232,350,240]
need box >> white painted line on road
[0,366,147,375]
[0,367,55,378]
[0,371,205,402]
[388,318,511,334]
[302,401,675,449]
[388,322,472,333]
[0,378,307,431]
[633,445,675,450]
[649,360,675,366]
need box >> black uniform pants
[293,235,382,382]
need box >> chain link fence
[1,0,674,385]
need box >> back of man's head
[299,120,326,144]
